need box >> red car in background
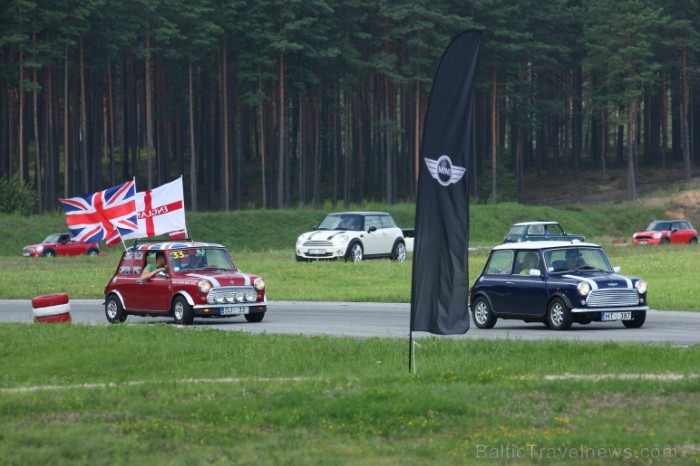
[632,220,698,245]
[22,233,101,257]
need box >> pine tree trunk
[145,34,155,189]
[189,60,198,211]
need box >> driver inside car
[141,251,168,280]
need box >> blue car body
[469,241,648,330]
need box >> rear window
[484,250,514,275]
[118,250,144,275]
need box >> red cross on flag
[117,177,187,245]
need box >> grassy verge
[1,324,698,465]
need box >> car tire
[391,240,407,262]
[86,248,99,256]
[245,311,265,323]
[661,237,670,245]
[690,237,698,245]
[345,242,363,262]
[547,298,572,330]
[622,311,646,329]
[172,296,194,325]
[105,295,127,323]
[471,297,497,329]
[43,249,56,258]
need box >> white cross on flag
[117,177,187,244]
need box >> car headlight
[577,282,591,296]
[254,277,265,291]
[36,245,44,252]
[296,236,305,247]
[332,234,349,245]
[653,233,662,239]
[198,280,212,294]
[635,280,647,294]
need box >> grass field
[1,197,699,464]
[1,324,699,465]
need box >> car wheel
[661,237,670,245]
[690,237,698,245]
[345,242,363,262]
[245,311,265,323]
[172,296,194,325]
[471,297,497,329]
[105,295,127,323]
[622,311,646,329]
[391,240,407,262]
[86,249,99,256]
[547,298,572,330]
[43,249,56,257]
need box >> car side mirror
[613,266,621,273]
[368,226,377,233]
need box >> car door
[505,251,549,317]
[55,234,78,256]
[670,221,690,244]
[125,251,172,312]
[362,215,389,255]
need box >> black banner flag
[410,30,481,335]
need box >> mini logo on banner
[424,155,466,186]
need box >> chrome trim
[571,305,648,313]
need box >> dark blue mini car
[469,241,648,330]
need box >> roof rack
[132,237,193,247]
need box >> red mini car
[22,233,100,257]
[632,220,698,245]
[104,241,267,325]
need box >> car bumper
[631,238,661,245]
[571,305,649,313]
[194,301,268,316]
[296,246,347,260]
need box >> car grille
[635,234,653,241]
[207,286,258,305]
[586,289,639,307]
[302,240,333,247]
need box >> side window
[379,215,397,228]
[530,224,544,235]
[515,251,541,274]
[365,216,383,230]
[484,250,514,275]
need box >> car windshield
[169,248,236,272]
[43,233,63,243]
[317,214,364,231]
[646,221,670,232]
[544,247,613,273]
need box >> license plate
[221,307,240,315]
[307,249,324,255]
[602,311,632,321]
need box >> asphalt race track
[1,299,699,345]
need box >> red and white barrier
[31,293,71,324]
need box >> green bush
[0,174,36,215]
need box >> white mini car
[295,211,408,262]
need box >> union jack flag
[59,180,138,246]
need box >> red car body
[632,220,698,245]
[22,233,100,257]
[103,241,267,325]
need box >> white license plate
[602,311,632,321]
[221,307,240,315]
[307,249,324,255]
